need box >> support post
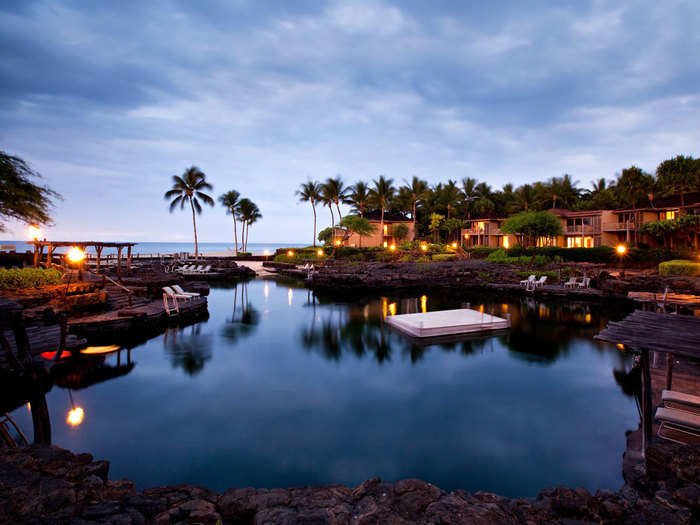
[640,348,653,454]
[665,352,674,390]
[127,245,132,272]
[117,246,122,281]
[33,243,39,268]
[96,246,103,273]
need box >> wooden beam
[127,245,132,272]
[117,246,122,280]
[95,246,102,273]
[666,352,674,390]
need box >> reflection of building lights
[616,343,625,350]
[451,242,457,248]
[67,247,86,263]
[478,304,484,313]
[585,313,591,323]
[287,288,293,306]
[616,244,627,255]
[67,407,84,426]
[26,402,31,412]
[80,345,121,355]
[389,244,396,252]
[501,303,509,312]
[503,237,509,249]
[27,224,42,240]
[381,297,388,318]
[420,295,427,313]
[264,282,269,299]
[388,302,397,316]
[287,250,295,257]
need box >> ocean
[0,241,300,256]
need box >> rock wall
[1,443,697,524]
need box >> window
[502,236,510,248]
[477,221,485,232]
[662,211,676,220]
[567,237,594,248]
[536,236,554,247]
[383,224,388,235]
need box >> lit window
[536,236,553,247]
[664,211,676,220]
[502,236,509,248]
[383,224,388,235]
[477,221,485,232]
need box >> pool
[8,279,640,497]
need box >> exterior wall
[344,220,414,248]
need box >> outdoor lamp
[67,246,86,263]
[317,249,324,256]
[66,390,84,427]
[420,243,428,252]
[287,250,294,257]
[389,244,396,252]
[451,242,458,248]
[616,244,627,255]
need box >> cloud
[0,0,698,242]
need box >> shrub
[658,260,700,276]
[505,246,614,263]
[432,254,457,262]
[236,252,252,257]
[465,246,497,259]
[0,268,62,289]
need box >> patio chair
[577,277,591,289]
[563,277,578,288]
[198,265,212,273]
[662,390,700,415]
[520,275,535,288]
[162,286,190,314]
[177,265,194,273]
[655,406,700,443]
[172,284,199,298]
[534,276,547,288]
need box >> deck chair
[662,390,700,415]
[520,275,535,288]
[534,276,547,288]
[577,277,591,289]
[655,406,700,443]
[563,277,578,288]
[162,286,190,314]
[172,284,199,298]
[198,265,211,273]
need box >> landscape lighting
[67,247,86,263]
[420,243,428,252]
[389,244,396,251]
[27,224,42,240]
[287,250,295,257]
[616,244,627,255]
[317,249,324,256]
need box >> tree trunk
[190,198,199,259]
[312,201,317,247]
[336,201,342,221]
[232,210,238,255]
[380,206,385,246]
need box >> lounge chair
[177,265,194,273]
[162,286,189,314]
[520,275,535,288]
[172,284,199,298]
[534,276,547,288]
[662,390,700,415]
[577,277,591,289]
[564,277,578,288]
[198,265,212,273]
[655,406,700,443]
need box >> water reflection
[164,324,212,376]
[221,280,261,343]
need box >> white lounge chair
[177,265,194,273]
[662,390,700,414]
[172,284,199,298]
[655,406,700,443]
[564,277,578,288]
[162,286,191,314]
[577,277,590,289]
[198,265,212,273]
[534,276,547,288]
[520,275,535,288]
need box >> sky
[1,0,699,243]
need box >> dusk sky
[2,0,699,244]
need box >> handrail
[99,273,133,294]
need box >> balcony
[565,225,600,235]
[602,221,635,232]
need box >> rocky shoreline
[1,443,698,524]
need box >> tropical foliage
[0,268,62,289]
[658,259,700,276]
[0,151,60,231]
[501,211,563,247]
[340,215,376,247]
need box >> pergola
[595,310,700,451]
[30,241,138,277]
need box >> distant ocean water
[0,241,299,256]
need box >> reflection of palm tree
[223,282,261,342]
[164,324,212,376]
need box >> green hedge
[487,249,551,266]
[432,253,457,262]
[465,247,497,259]
[505,246,615,263]
[0,268,63,289]
[658,260,700,276]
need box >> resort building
[460,191,700,250]
[338,210,415,248]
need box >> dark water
[9,280,640,497]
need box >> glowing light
[40,350,72,360]
[335,239,341,246]
[381,297,388,318]
[383,241,388,248]
[80,345,121,355]
[67,407,84,427]
[67,247,86,263]
[388,302,397,316]
[501,303,509,312]
[389,244,396,252]
[616,343,625,350]
[616,244,627,255]
[464,234,470,239]
[479,304,484,313]
[27,224,42,240]
[420,243,428,252]
[317,249,324,256]
[263,249,271,255]
[503,237,509,249]
[420,295,427,313]
[26,402,31,412]
[287,250,295,257]
[451,242,457,249]
[585,313,591,323]
[287,288,293,306]
[264,282,269,299]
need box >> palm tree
[322,177,347,221]
[403,176,429,230]
[219,190,241,254]
[320,184,336,232]
[236,198,261,252]
[296,181,322,247]
[346,181,371,217]
[369,175,396,243]
[474,182,495,216]
[164,166,214,259]
[440,179,461,219]
[509,184,537,213]
[461,177,478,219]
[615,166,654,245]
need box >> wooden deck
[0,325,87,369]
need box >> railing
[602,221,635,231]
[565,225,600,234]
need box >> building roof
[363,210,412,222]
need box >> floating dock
[386,308,511,338]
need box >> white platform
[386,308,510,338]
